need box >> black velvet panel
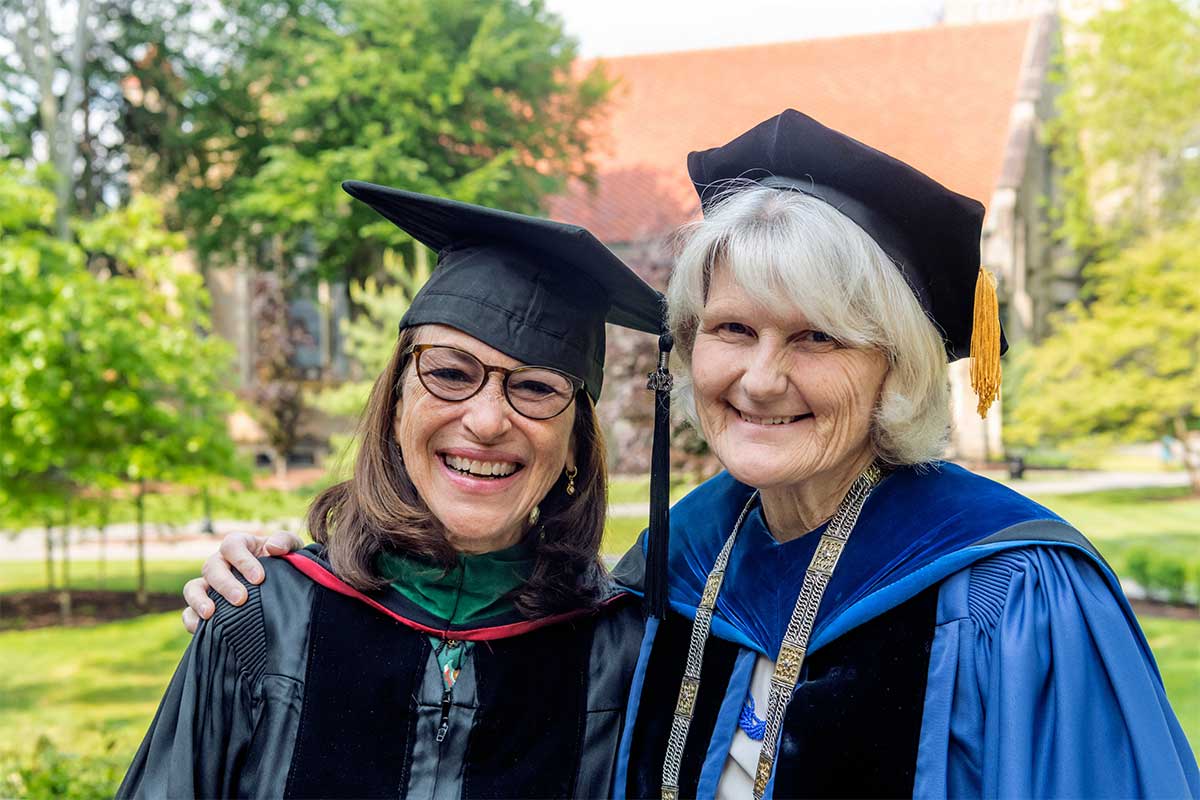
[285,589,429,799]
[773,586,939,799]
[463,617,595,799]
[625,612,741,800]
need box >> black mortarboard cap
[686,108,1007,362]
[342,181,665,401]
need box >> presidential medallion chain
[660,464,883,800]
[660,491,758,800]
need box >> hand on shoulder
[181,531,304,633]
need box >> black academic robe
[117,547,643,799]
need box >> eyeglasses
[403,344,584,420]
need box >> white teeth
[443,454,519,478]
[738,411,801,426]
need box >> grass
[1142,617,1200,741]
[1,484,320,534]
[1027,486,1200,570]
[0,560,200,596]
[0,611,192,761]
[607,476,702,507]
[603,515,648,558]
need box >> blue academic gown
[612,463,1198,798]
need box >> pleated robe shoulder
[116,547,643,799]
[612,463,1200,799]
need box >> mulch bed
[0,590,181,631]
[1129,597,1200,621]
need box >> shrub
[1121,547,1200,604]
[0,737,123,800]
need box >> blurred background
[1,0,1197,794]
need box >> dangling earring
[528,504,540,527]
[565,466,578,497]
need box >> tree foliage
[1014,1,1200,487]
[0,159,245,519]
[1047,0,1200,257]
[1008,225,1200,490]
[122,0,612,281]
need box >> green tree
[1,161,246,601]
[1047,0,1200,258]
[76,197,247,603]
[1008,225,1200,492]
[122,0,611,281]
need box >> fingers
[182,576,215,620]
[203,550,249,606]
[182,606,200,634]
[219,532,266,584]
[263,531,304,556]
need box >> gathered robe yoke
[612,464,1200,799]
[117,547,643,799]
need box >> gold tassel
[969,266,1001,418]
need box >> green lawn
[602,515,647,558]
[1028,486,1200,562]
[607,475,702,507]
[0,484,320,534]
[0,612,192,762]
[1143,616,1200,741]
[0,559,201,595]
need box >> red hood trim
[283,552,626,640]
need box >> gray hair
[667,184,950,466]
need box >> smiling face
[393,324,576,554]
[690,265,888,494]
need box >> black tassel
[644,333,674,619]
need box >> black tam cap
[342,181,665,400]
[686,108,1007,363]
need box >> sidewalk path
[1,471,1190,563]
[605,470,1193,518]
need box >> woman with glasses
[117,182,664,799]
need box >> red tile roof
[549,19,1034,243]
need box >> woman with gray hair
[613,110,1197,799]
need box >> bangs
[689,188,906,350]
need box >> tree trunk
[31,1,61,223]
[98,500,110,589]
[26,0,91,238]
[136,478,147,608]
[1173,416,1200,496]
[43,519,56,590]
[54,0,91,236]
[201,486,215,535]
[59,503,72,623]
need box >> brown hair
[306,327,611,617]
